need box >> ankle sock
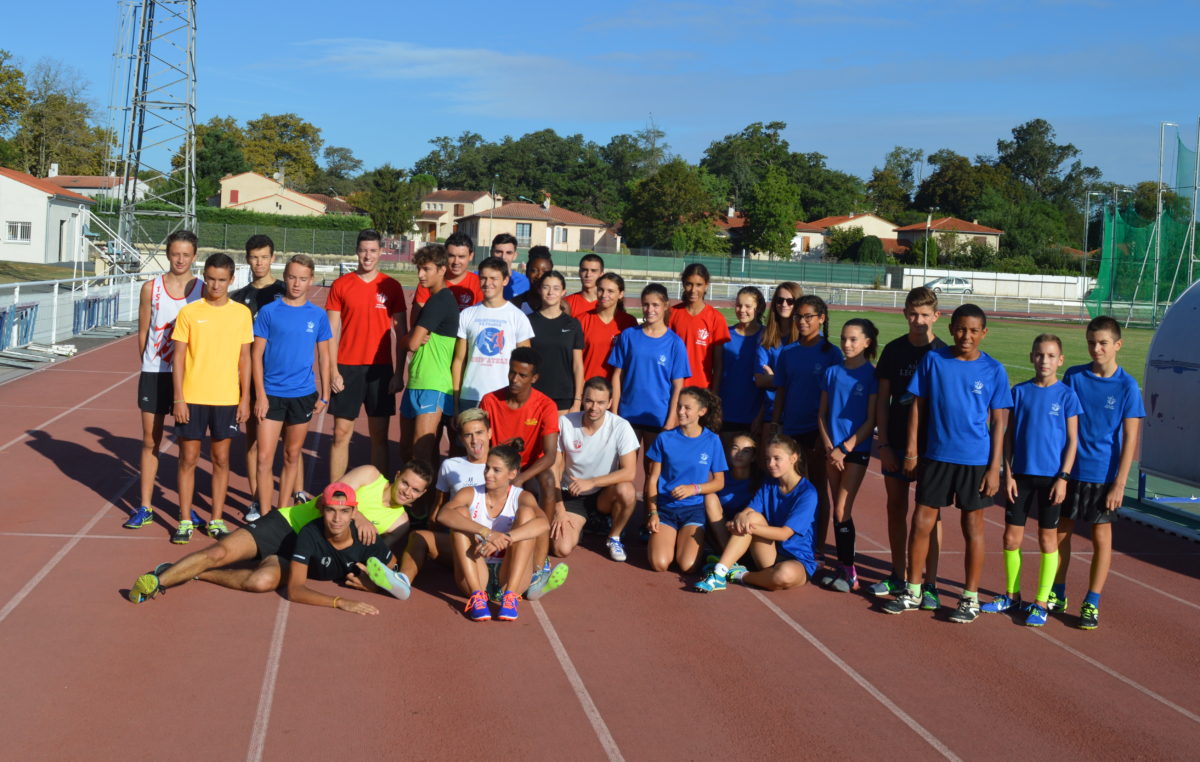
[906,581,921,597]
[1084,590,1101,607]
[1003,548,1022,596]
[1051,582,1066,600]
[713,563,729,579]
[961,590,978,602]
[729,566,747,582]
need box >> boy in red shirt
[410,231,481,326]
[668,263,730,390]
[565,253,604,318]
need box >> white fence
[900,267,1093,300]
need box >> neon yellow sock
[1036,552,1059,603]
[1003,548,1022,595]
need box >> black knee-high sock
[834,519,856,567]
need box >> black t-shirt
[875,334,947,451]
[417,286,459,339]
[231,280,286,316]
[287,521,393,582]
[528,311,584,405]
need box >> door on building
[58,219,68,262]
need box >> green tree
[908,235,939,268]
[857,235,886,264]
[306,145,363,196]
[826,226,864,261]
[194,121,249,200]
[882,146,925,197]
[784,151,866,219]
[743,166,801,257]
[624,158,723,251]
[11,59,109,176]
[0,49,28,137]
[997,118,1098,200]
[866,167,908,220]
[701,121,791,205]
[242,113,323,189]
[355,164,417,234]
[914,149,979,218]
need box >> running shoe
[692,572,727,593]
[727,563,748,582]
[123,506,154,530]
[1024,603,1049,627]
[293,491,312,505]
[868,577,903,597]
[606,537,627,563]
[882,590,921,614]
[949,597,981,624]
[920,583,941,611]
[366,557,411,601]
[828,566,859,593]
[206,519,231,539]
[981,593,1021,614]
[1078,602,1099,630]
[171,520,194,545]
[526,563,568,601]
[700,554,720,576]
[1048,591,1068,613]
[127,563,171,603]
[497,590,520,621]
[244,501,261,523]
[465,590,491,621]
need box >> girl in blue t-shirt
[817,318,879,592]
[646,387,728,573]
[755,281,802,425]
[720,286,765,431]
[694,434,818,593]
[770,294,842,557]
[704,431,759,551]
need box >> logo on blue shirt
[476,327,506,356]
[657,354,667,366]
[1105,395,1116,410]
[305,321,315,333]
[699,453,709,463]
[972,380,984,395]
[853,382,864,395]
[1049,402,1060,416]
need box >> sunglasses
[773,297,795,306]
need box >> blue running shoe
[497,590,520,621]
[727,564,748,583]
[366,557,411,600]
[606,537,627,562]
[123,506,154,530]
[981,593,1020,614]
[920,583,940,611]
[1024,603,1049,627]
[692,572,727,593]
[465,590,491,621]
[526,563,568,601]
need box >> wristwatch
[1056,471,1071,481]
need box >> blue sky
[6,1,1200,188]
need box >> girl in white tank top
[467,484,523,563]
[141,274,203,373]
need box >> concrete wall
[899,266,1092,299]
[220,174,324,217]
[0,175,48,264]
[459,216,605,253]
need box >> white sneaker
[366,557,411,600]
[606,537,627,562]
[244,501,261,523]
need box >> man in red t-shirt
[326,230,407,481]
[564,253,604,318]
[410,231,481,329]
[668,263,730,390]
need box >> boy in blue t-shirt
[980,334,1080,626]
[883,304,1011,623]
[1052,316,1145,630]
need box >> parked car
[924,276,973,294]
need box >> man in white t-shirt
[554,376,639,561]
[451,256,534,412]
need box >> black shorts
[137,371,173,416]
[265,392,318,425]
[330,364,394,419]
[790,430,819,451]
[550,398,574,412]
[720,420,753,435]
[1005,475,1063,529]
[632,423,662,439]
[245,510,294,559]
[177,404,240,441]
[915,459,990,511]
[1063,479,1117,525]
[842,450,870,467]
[562,491,600,518]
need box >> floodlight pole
[1155,122,1178,325]
[1191,118,1200,286]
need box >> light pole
[487,174,498,257]
[1083,190,1105,283]
[1154,122,1179,324]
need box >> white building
[44,164,149,202]
[793,213,903,258]
[0,167,95,264]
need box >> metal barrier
[73,295,121,335]
[2,304,40,349]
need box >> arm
[252,337,269,421]
[451,337,467,408]
[429,489,450,526]
[844,392,877,453]
[1050,415,1079,505]
[1106,417,1141,511]
[406,325,432,354]
[327,310,343,393]
[389,311,407,394]
[980,408,1007,497]
[817,390,836,461]
[136,280,152,362]
[709,346,723,392]
[172,339,189,424]
[903,396,924,478]
[663,378,683,430]
[513,434,558,487]
[315,339,331,415]
[236,343,252,424]
[645,460,662,532]
[610,367,623,414]
[731,508,795,541]
[408,301,424,332]
[668,470,725,501]
[875,378,898,473]
[1004,411,1018,503]
[570,348,584,413]
[567,450,636,496]
[285,559,378,615]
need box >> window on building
[579,229,595,249]
[515,223,532,247]
[229,189,239,204]
[454,204,465,216]
[556,227,568,244]
[6,221,32,242]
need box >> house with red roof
[417,189,500,241]
[0,166,95,265]
[792,212,902,258]
[456,198,620,253]
[218,172,365,217]
[42,165,149,202]
[893,216,1004,254]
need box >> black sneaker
[882,590,921,614]
[948,597,981,624]
[1078,602,1099,630]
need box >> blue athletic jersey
[608,327,692,427]
[254,300,333,397]
[647,427,728,510]
[775,341,843,435]
[907,347,1012,467]
[748,477,818,574]
[720,326,764,424]
[1063,364,1145,483]
[820,362,878,453]
[1010,380,1082,477]
[717,475,756,519]
[504,271,530,300]
[756,341,791,418]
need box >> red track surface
[1,323,1198,759]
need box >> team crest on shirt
[972,381,984,395]
[1049,402,1061,416]
[458,292,472,306]
[306,321,315,333]
[657,354,667,366]
[524,418,539,426]
[1105,395,1116,410]
[375,293,388,309]
[572,439,582,450]
[320,556,332,568]
[853,382,864,395]
[700,453,709,464]
[696,327,710,346]
[477,327,506,356]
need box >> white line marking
[0,531,160,540]
[246,598,290,762]
[1031,628,1200,725]
[0,334,134,389]
[749,589,960,761]
[530,601,624,762]
[0,370,138,453]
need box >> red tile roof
[716,212,747,231]
[423,189,492,203]
[799,213,898,231]
[794,220,825,232]
[0,167,95,203]
[880,237,909,255]
[304,193,363,215]
[45,175,122,190]
[418,210,448,220]
[461,202,607,227]
[894,216,1003,235]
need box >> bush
[857,235,886,264]
[826,226,864,261]
[993,255,1038,274]
[126,200,371,231]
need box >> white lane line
[1031,628,1200,725]
[0,370,138,453]
[0,334,134,389]
[246,598,290,762]
[0,531,160,540]
[749,590,960,761]
[530,601,624,762]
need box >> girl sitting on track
[693,435,818,593]
[578,272,637,382]
[436,444,561,622]
[704,432,759,551]
[645,387,727,573]
[754,281,802,429]
[817,318,879,592]
[719,286,765,434]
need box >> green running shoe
[526,562,568,600]
[1047,591,1068,613]
[1078,602,1099,630]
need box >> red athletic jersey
[668,303,730,388]
[326,272,406,366]
[564,292,597,319]
[481,387,560,468]
[579,309,638,381]
[415,271,482,311]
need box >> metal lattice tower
[104,0,196,272]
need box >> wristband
[320,398,328,404]
[837,443,849,455]
[904,455,918,461]
[1057,471,1070,481]
[331,596,341,609]
[693,484,700,496]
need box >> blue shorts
[400,388,453,418]
[657,503,705,530]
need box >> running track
[1,333,1198,760]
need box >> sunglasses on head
[773,296,795,306]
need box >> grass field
[0,260,87,284]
